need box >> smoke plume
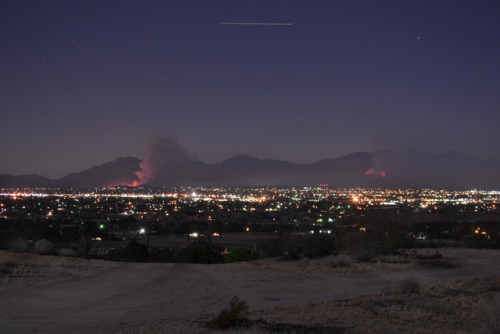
[134,135,190,185]
[365,150,390,178]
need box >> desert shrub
[303,233,336,258]
[298,256,310,269]
[361,300,379,315]
[258,234,300,259]
[149,247,176,262]
[482,277,500,292]
[336,212,411,261]
[8,238,29,253]
[224,247,254,263]
[281,240,303,260]
[0,262,16,275]
[353,244,379,263]
[257,237,281,258]
[207,296,249,329]
[336,225,380,262]
[259,233,336,260]
[468,234,500,249]
[56,248,75,256]
[479,294,500,334]
[33,239,54,255]
[399,276,420,294]
[125,240,149,262]
[105,247,129,262]
[274,235,303,260]
[115,323,163,334]
[177,242,224,264]
[329,254,352,268]
[414,250,442,260]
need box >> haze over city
[2,0,500,179]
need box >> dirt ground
[1,248,500,333]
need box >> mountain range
[1,151,499,189]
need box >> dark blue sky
[2,0,500,177]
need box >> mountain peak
[219,155,260,165]
[1,150,499,189]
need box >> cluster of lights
[1,187,500,223]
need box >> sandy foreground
[1,249,500,333]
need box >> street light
[139,227,149,250]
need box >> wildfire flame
[365,168,387,178]
[132,161,148,186]
[128,135,190,187]
[130,179,142,187]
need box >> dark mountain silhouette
[1,151,499,189]
[374,150,495,189]
[212,155,301,186]
[54,157,141,188]
[0,174,52,188]
[305,152,373,174]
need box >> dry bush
[0,262,16,276]
[115,323,163,334]
[0,250,106,287]
[0,250,104,271]
[399,276,420,294]
[477,294,500,334]
[220,325,267,334]
[328,254,353,268]
[34,239,54,255]
[9,264,33,278]
[0,250,49,267]
[8,238,29,253]
[56,248,76,257]
[208,296,250,329]
[253,276,500,334]
[236,253,420,279]
[298,256,310,269]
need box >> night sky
[2,0,500,178]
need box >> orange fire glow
[130,180,141,187]
[365,168,387,177]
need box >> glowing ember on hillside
[133,161,150,186]
[130,179,142,187]
[365,168,387,177]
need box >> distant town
[2,186,500,220]
[1,186,499,262]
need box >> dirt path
[1,249,499,333]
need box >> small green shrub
[224,247,254,263]
[207,296,249,329]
